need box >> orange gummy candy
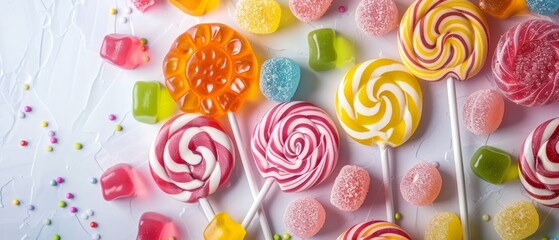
[170,0,219,16]
[163,23,258,118]
[479,0,527,19]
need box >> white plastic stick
[228,112,273,240]
[199,197,215,221]
[379,145,395,223]
[446,77,470,240]
[242,179,274,228]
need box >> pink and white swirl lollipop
[519,118,559,207]
[337,220,412,240]
[149,113,235,219]
[242,101,339,227]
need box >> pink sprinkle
[66,193,74,199]
[50,137,58,144]
[108,114,116,121]
[23,106,32,112]
[339,5,346,13]
[400,162,442,206]
[48,131,55,137]
[55,177,64,184]
[463,89,505,135]
[284,198,326,238]
[70,207,78,213]
[330,165,370,211]
[355,0,399,36]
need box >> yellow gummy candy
[204,212,246,240]
[494,201,539,240]
[236,0,281,34]
[424,212,463,240]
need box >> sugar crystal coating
[424,212,463,240]
[289,0,333,22]
[236,0,281,34]
[494,201,539,240]
[131,0,155,13]
[400,162,442,206]
[526,0,559,15]
[463,89,504,135]
[260,58,301,102]
[355,0,399,36]
[330,165,370,211]
[284,198,326,238]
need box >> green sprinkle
[542,237,549,240]
[22,84,30,90]
[44,219,51,225]
[482,214,490,222]
[282,233,291,240]
[46,145,53,152]
[395,212,402,221]
[115,124,122,131]
[58,200,66,208]
[53,234,60,240]
[273,234,280,240]
[140,38,148,45]
[74,143,82,150]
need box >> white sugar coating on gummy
[330,165,370,211]
[355,0,399,36]
[400,162,442,206]
[494,201,539,240]
[289,0,333,22]
[284,198,326,238]
[260,58,301,102]
[463,89,504,135]
[236,0,281,34]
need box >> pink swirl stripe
[337,220,412,240]
[251,101,339,192]
[149,114,235,203]
[519,118,559,207]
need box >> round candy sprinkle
[17,112,25,118]
[23,106,32,112]
[55,177,64,183]
[53,234,60,240]
[22,84,30,90]
[74,143,82,150]
[482,214,490,222]
[142,56,150,63]
[70,207,77,213]
[48,131,55,137]
[108,114,116,121]
[339,5,346,12]
[50,137,57,144]
[542,237,549,240]
[140,38,148,45]
[140,45,147,51]
[20,140,28,147]
[395,212,402,220]
[50,180,57,186]
[115,125,122,131]
[90,221,97,228]
[109,8,117,15]
[86,209,94,216]
[44,219,51,225]
[81,213,89,220]
[46,146,53,152]
[169,237,176,240]
[283,233,291,239]
[12,199,20,206]
[274,234,280,240]
[27,204,35,211]
[91,233,101,240]
[58,201,66,208]
[125,7,133,14]
[41,121,48,127]
[119,17,128,24]
[90,178,97,184]
[66,193,74,199]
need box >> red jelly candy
[100,163,135,201]
[100,34,149,70]
[137,212,175,240]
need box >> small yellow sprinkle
[41,121,48,127]
[140,38,148,45]
[22,84,30,91]
[273,234,280,240]
[74,143,83,150]
[12,199,20,206]
[395,212,402,221]
[282,233,291,240]
[109,8,117,15]
[482,214,490,222]
[46,145,53,152]
[169,237,176,240]
[142,55,150,63]
[58,200,66,208]
[115,124,122,131]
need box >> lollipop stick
[446,77,470,239]
[242,179,274,228]
[199,197,216,221]
[379,145,395,223]
[227,112,273,239]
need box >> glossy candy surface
[100,34,149,70]
[136,212,175,240]
[170,0,219,16]
[132,81,175,124]
[100,164,135,201]
[308,28,354,71]
[470,146,511,184]
[204,212,246,240]
[479,0,527,19]
[163,23,258,118]
[337,220,412,239]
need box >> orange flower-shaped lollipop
[163,23,258,118]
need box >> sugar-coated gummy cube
[355,0,399,36]
[463,89,504,135]
[470,146,511,184]
[400,162,442,206]
[131,0,155,13]
[100,34,148,70]
[100,163,135,201]
[330,165,370,211]
[236,0,281,34]
[308,28,354,71]
[169,0,219,16]
[260,58,301,102]
[284,198,326,238]
[133,81,175,124]
[289,0,333,22]
[424,212,463,240]
[137,212,176,240]
[204,212,246,240]
[494,201,539,240]
[526,0,559,15]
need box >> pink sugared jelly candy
[100,163,135,201]
[137,212,176,240]
[400,162,442,206]
[100,34,148,70]
[284,198,326,238]
[330,165,370,211]
[463,89,505,135]
[355,0,399,36]
[289,0,333,22]
[132,0,155,13]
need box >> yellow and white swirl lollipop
[336,58,423,222]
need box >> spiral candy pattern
[398,0,489,81]
[336,59,422,147]
[251,101,339,192]
[149,114,235,203]
[519,118,559,207]
[337,220,413,240]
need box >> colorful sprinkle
[66,193,74,199]
[20,140,28,147]
[542,237,549,240]
[55,177,64,183]
[283,233,291,240]
[339,6,347,13]
[120,17,128,24]
[41,121,48,127]
[50,137,57,144]
[273,234,281,240]
[22,84,30,90]
[90,177,97,184]
[142,56,150,63]
[58,201,66,208]
[90,221,97,228]
[115,124,123,131]
[169,237,176,240]
[23,106,32,112]
[50,180,57,186]
[27,204,35,210]
[92,233,101,240]
[140,38,148,45]
[125,7,133,14]
[53,234,60,240]
[17,112,25,118]
[70,207,77,213]
[44,219,51,225]
[74,143,82,150]
[482,214,490,222]
[108,114,116,121]
[12,199,20,206]
[109,8,117,15]
[48,131,55,137]
[46,145,53,152]
[395,212,402,221]
[81,213,89,220]
[86,209,94,216]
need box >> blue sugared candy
[260,58,301,102]
[526,0,559,15]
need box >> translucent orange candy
[170,0,219,16]
[163,23,258,118]
[479,0,527,19]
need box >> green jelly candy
[470,146,511,184]
[308,28,354,71]
[133,81,175,124]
